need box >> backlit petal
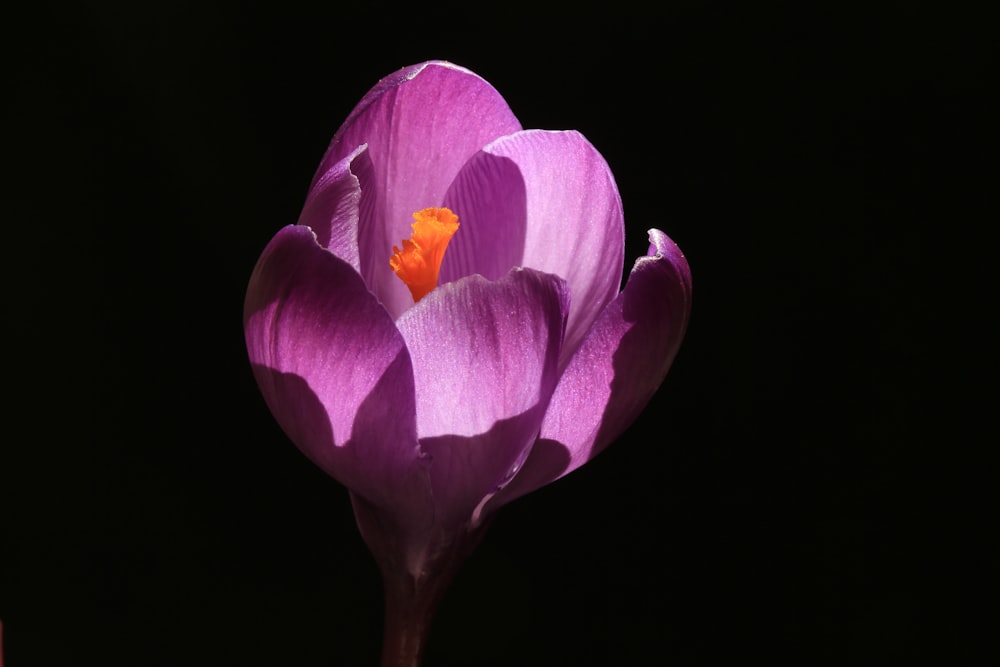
[394,268,569,528]
[439,149,527,284]
[244,226,431,521]
[486,229,691,510]
[312,61,522,318]
[465,130,625,367]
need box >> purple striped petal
[439,150,527,284]
[485,229,692,511]
[311,61,523,319]
[244,226,431,522]
[447,130,625,367]
[394,268,570,528]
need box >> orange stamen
[389,207,460,302]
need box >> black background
[3,3,994,666]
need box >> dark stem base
[351,493,492,667]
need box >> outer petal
[244,225,431,522]
[444,130,625,368]
[486,229,692,511]
[312,61,523,319]
[394,268,570,528]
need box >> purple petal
[485,229,692,510]
[458,130,625,367]
[394,268,570,528]
[439,149,527,284]
[295,145,370,273]
[244,226,432,522]
[311,61,523,319]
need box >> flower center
[389,207,460,302]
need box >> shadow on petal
[440,152,527,285]
[250,363,335,467]
[484,235,691,512]
[478,436,573,520]
[250,355,433,531]
[421,406,555,530]
[589,242,692,453]
[496,437,571,498]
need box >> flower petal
[312,61,523,318]
[486,229,692,510]
[244,225,431,520]
[296,145,370,273]
[439,149,527,285]
[458,129,625,367]
[394,268,570,528]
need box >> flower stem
[351,493,492,667]
[379,567,448,667]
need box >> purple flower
[244,61,691,664]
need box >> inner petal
[439,150,527,284]
[310,62,523,319]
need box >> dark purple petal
[244,226,432,522]
[311,61,523,318]
[485,229,692,510]
[394,268,570,528]
[454,130,625,367]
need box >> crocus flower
[244,61,691,666]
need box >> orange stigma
[389,207,460,302]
